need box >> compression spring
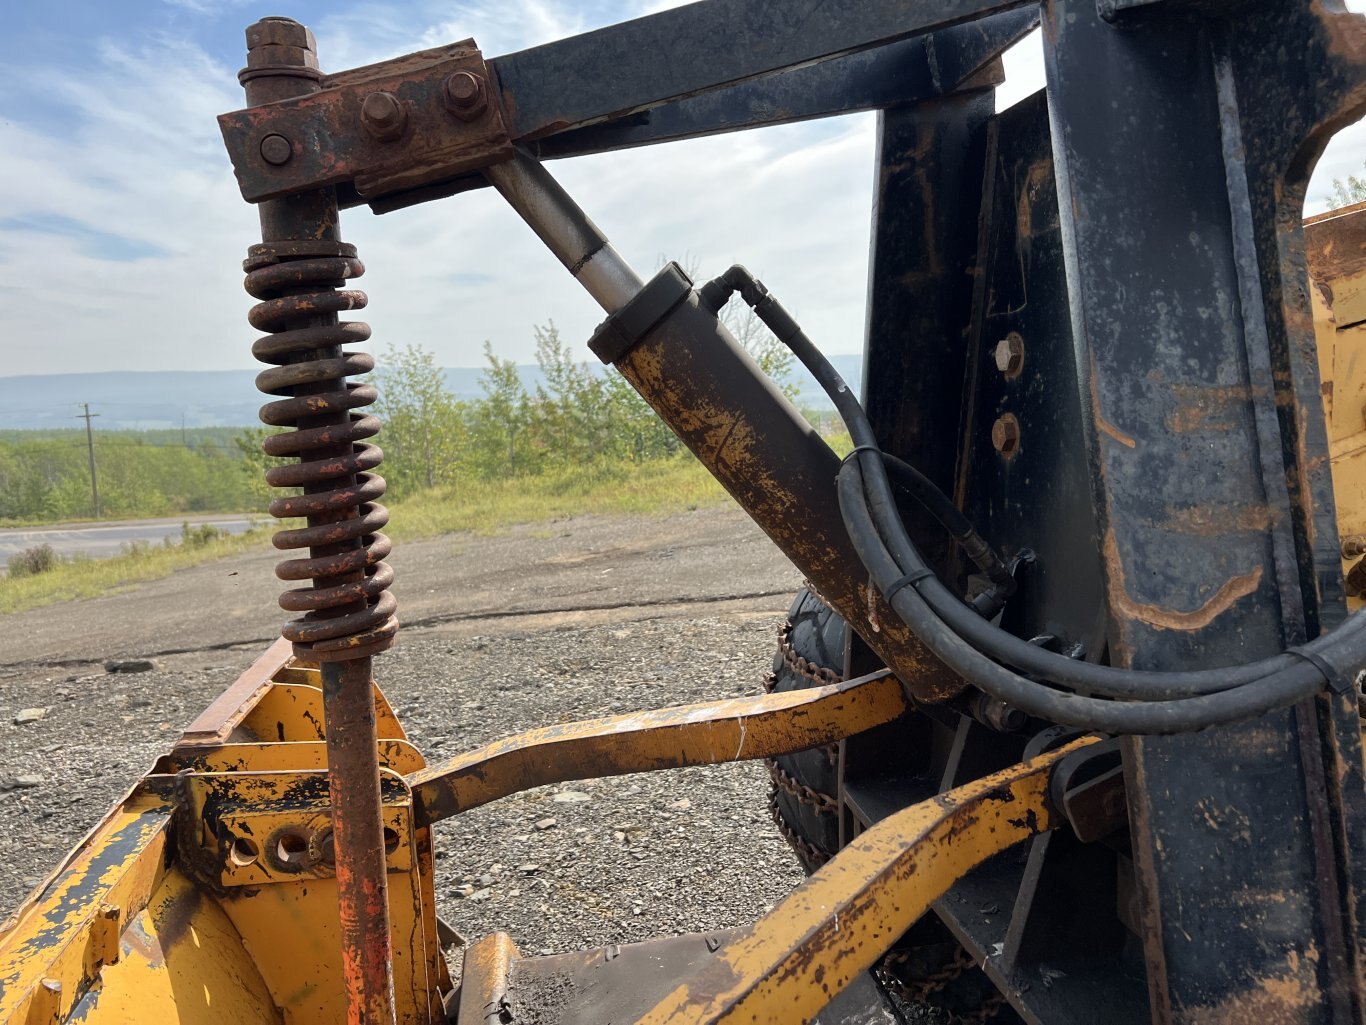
[243,240,398,662]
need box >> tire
[765,588,846,873]
[765,588,1017,1025]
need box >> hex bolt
[992,413,1021,458]
[360,90,408,142]
[994,332,1025,378]
[259,133,293,166]
[969,692,1027,733]
[1343,535,1366,560]
[443,70,488,120]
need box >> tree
[234,426,282,511]
[467,341,537,477]
[721,300,800,403]
[371,343,466,496]
[529,321,605,466]
[1328,162,1366,209]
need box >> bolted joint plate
[169,769,415,889]
[219,40,513,206]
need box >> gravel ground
[403,615,805,953]
[0,600,805,955]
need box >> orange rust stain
[1098,414,1137,449]
[1161,503,1275,537]
[1102,530,1263,631]
[1179,947,1319,1024]
[1085,349,1136,449]
[1015,159,1052,243]
[1167,383,1263,434]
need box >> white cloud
[3,1,1365,381]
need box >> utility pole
[75,403,100,518]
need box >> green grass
[0,456,729,615]
[0,529,272,615]
[388,456,727,541]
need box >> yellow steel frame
[0,644,914,1025]
[410,670,907,822]
[635,739,1093,1025]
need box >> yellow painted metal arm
[633,737,1097,1025]
[408,671,907,823]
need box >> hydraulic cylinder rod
[485,153,960,700]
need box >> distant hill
[0,355,864,431]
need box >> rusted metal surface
[409,670,906,824]
[603,280,962,701]
[487,0,1023,144]
[491,929,901,1024]
[172,769,413,889]
[1039,0,1366,1017]
[176,635,294,746]
[160,738,424,775]
[239,19,398,1025]
[220,40,512,204]
[633,738,1092,1025]
[1307,201,1366,609]
[324,658,399,1025]
[456,932,518,1025]
[0,792,173,1024]
[218,11,1036,212]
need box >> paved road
[0,514,259,564]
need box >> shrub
[8,544,58,578]
[180,522,226,548]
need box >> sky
[2,1,1365,379]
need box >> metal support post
[239,18,397,1025]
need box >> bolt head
[443,71,488,120]
[245,18,315,52]
[993,333,1025,378]
[360,91,408,142]
[991,413,1021,457]
[259,133,293,166]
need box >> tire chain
[766,786,833,867]
[876,948,1009,1025]
[767,759,840,815]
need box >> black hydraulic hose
[701,264,1364,729]
[837,465,1325,733]
[819,327,1345,701]
[880,454,1015,598]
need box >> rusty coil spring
[244,240,398,662]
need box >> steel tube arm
[490,0,1028,141]
[409,671,907,823]
[633,738,1096,1025]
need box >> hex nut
[994,332,1025,378]
[991,413,1021,457]
[259,134,293,166]
[245,18,315,52]
[443,71,488,120]
[361,91,408,142]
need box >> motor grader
[4,0,1366,1022]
